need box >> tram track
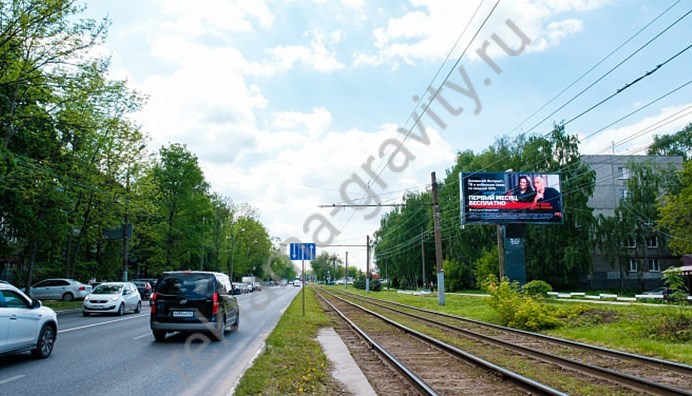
[318,288,692,395]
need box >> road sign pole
[302,257,305,316]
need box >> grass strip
[233,286,344,395]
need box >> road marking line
[133,333,151,340]
[59,313,148,333]
[0,375,25,385]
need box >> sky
[81,0,692,272]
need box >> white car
[82,282,141,316]
[30,278,92,301]
[0,282,58,359]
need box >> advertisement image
[460,172,563,225]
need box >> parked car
[30,278,92,301]
[82,282,141,316]
[132,280,153,299]
[0,282,58,359]
[150,271,239,341]
[252,282,262,292]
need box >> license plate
[172,311,193,318]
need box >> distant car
[150,271,239,341]
[0,282,58,359]
[132,280,153,299]
[30,278,92,301]
[293,280,302,287]
[642,287,667,295]
[82,282,141,316]
[252,282,262,292]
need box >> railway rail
[317,288,692,396]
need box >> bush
[521,280,553,297]
[482,275,563,331]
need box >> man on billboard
[532,175,562,218]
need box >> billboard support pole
[431,172,445,306]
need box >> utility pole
[345,251,348,289]
[421,231,426,290]
[431,172,445,306]
[366,235,370,293]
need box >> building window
[618,167,630,180]
[629,259,638,272]
[646,235,658,248]
[619,189,629,201]
[648,259,660,272]
[624,237,636,248]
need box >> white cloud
[263,29,345,74]
[355,0,609,66]
[578,103,692,155]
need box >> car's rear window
[156,274,214,297]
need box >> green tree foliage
[658,160,692,255]
[149,143,210,270]
[595,161,668,289]
[647,123,692,161]
[373,124,594,291]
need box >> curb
[56,309,82,317]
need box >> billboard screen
[460,172,563,225]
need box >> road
[0,286,300,396]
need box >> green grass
[42,300,83,311]
[233,285,690,395]
[233,287,342,396]
[335,286,692,364]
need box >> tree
[658,160,692,255]
[647,123,692,161]
[150,143,210,269]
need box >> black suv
[150,271,239,341]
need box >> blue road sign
[290,243,316,260]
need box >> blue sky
[82,1,692,270]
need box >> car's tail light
[212,292,219,315]
[151,293,157,314]
[146,283,152,292]
[79,286,86,291]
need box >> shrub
[482,275,564,331]
[521,280,553,297]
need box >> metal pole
[431,172,445,306]
[365,235,370,293]
[421,231,426,290]
[345,251,348,289]
[302,257,305,315]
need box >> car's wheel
[231,312,239,331]
[153,330,166,342]
[62,292,74,302]
[134,301,141,313]
[117,303,125,316]
[82,311,90,317]
[31,324,56,359]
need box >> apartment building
[581,155,684,290]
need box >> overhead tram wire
[325,1,495,236]
[508,0,684,135]
[522,7,692,135]
[370,0,502,183]
[443,41,692,195]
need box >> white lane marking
[133,332,151,340]
[0,375,26,385]
[59,313,148,334]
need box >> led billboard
[460,172,563,225]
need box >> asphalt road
[0,286,301,396]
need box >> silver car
[30,278,92,301]
[0,282,58,358]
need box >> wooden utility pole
[431,172,445,306]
